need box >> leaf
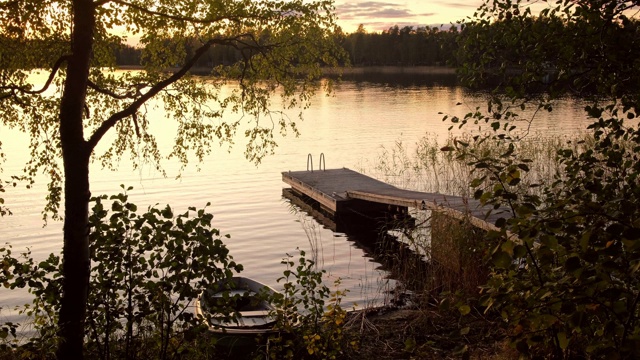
[557,332,568,350]
[606,223,624,236]
[458,304,471,316]
[501,240,514,255]
[439,297,451,311]
[474,189,484,199]
[404,337,417,351]
[513,245,527,259]
[507,177,520,186]
[470,177,485,187]
[492,251,512,269]
[452,344,468,356]
[515,204,535,216]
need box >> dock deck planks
[282,168,507,232]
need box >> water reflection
[332,71,459,88]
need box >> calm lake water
[0,72,588,324]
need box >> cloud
[334,1,476,32]
[430,1,480,10]
[336,1,432,20]
[336,1,436,31]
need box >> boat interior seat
[240,310,272,317]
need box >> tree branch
[86,37,235,151]
[87,80,137,100]
[0,55,71,100]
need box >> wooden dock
[282,168,507,232]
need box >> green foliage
[86,186,243,359]
[1,187,243,359]
[1,193,359,360]
[260,250,356,360]
[0,245,63,358]
[458,0,640,102]
[113,22,463,69]
[0,320,17,353]
[0,142,8,217]
[449,0,640,358]
[0,0,345,218]
[465,115,640,358]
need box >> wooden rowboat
[195,276,279,335]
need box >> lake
[0,71,588,324]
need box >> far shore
[117,65,457,76]
[324,65,456,75]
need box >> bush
[450,0,640,357]
[260,250,357,360]
[1,186,243,359]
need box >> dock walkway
[282,168,507,232]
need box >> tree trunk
[56,1,94,359]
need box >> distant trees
[112,44,141,66]
[323,25,460,67]
[112,41,244,69]
[111,25,461,69]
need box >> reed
[370,131,592,198]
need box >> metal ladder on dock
[306,153,326,172]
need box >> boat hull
[195,276,279,335]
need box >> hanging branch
[0,55,71,100]
[86,36,246,151]
[87,80,139,100]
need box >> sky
[333,0,484,33]
[118,1,487,45]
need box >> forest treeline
[341,25,459,66]
[113,24,461,68]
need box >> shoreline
[116,65,457,76]
[324,65,456,76]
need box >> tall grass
[369,132,592,198]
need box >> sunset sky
[333,1,484,33]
